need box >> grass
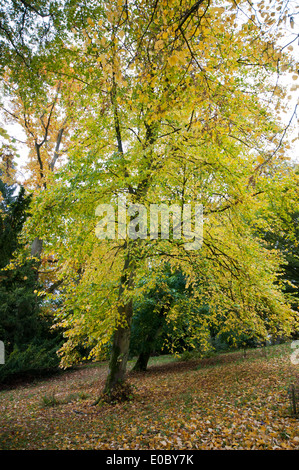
[0,342,298,450]
[39,390,91,408]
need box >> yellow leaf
[154,40,164,51]
[168,54,178,66]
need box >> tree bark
[132,324,163,372]
[103,300,133,393]
[132,350,151,372]
[103,247,135,395]
[31,237,43,258]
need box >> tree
[1,0,299,399]
[130,267,190,371]
[253,168,299,313]
[130,265,216,371]
[0,176,61,382]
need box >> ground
[0,343,298,450]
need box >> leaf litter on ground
[0,342,298,450]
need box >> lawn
[0,343,298,450]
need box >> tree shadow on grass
[128,349,263,378]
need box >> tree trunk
[132,350,151,372]
[103,247,135,396]
[31,237,43,258]
[103,299,133,394]
[132,324,163,372]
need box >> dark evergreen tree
[0,179,61,383]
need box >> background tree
[253,167,299,315]
[0,172,61,383]
[130,267,190,372]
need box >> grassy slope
[0,342,298,450]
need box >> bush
[0,341,60,383]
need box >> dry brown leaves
[0,343,298,450]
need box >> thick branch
[110,70,134,194]
[39,82,62,147]
[49,127,64,171]
[18,0,51,18]
[176,0,207,31]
